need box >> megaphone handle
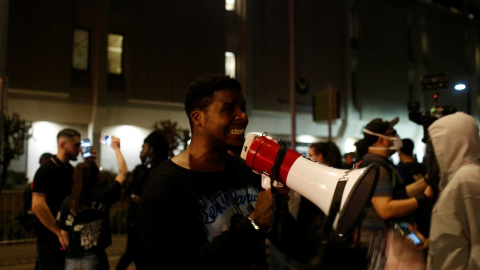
[323,180,347,236]
[264,139,288,233]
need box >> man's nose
[236,110,248,121]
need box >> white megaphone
[240,133,379,238]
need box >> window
[225,52,235,78]
[225,0,235,11]
[108,33,124,75]
[72,29,89,70]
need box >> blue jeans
[65,250,109,270]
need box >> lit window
[225,52,235,78]
[225,0,235,11]
[72,29,89,70]
[108,34,124,75]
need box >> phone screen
[81,139,92,158]
[407,232,423,246]
[100,135,112,146]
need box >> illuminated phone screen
[407,232,422,245]
[81,139,92,158]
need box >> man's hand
[424,185,434,200]
[58,230,69,250]
[405,224,429,251]
[84,146,97,162]
[249,186,290,230]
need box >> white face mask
[364,129,403,150]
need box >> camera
[410,73,458,142]
[81,139,92,158]
[100,134,112,145]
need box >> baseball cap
[363,117,399,146]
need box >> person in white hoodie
[427,112,480,269]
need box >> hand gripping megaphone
[240,133,379,238]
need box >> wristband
[415,193,429,209]
[247,216,261,231]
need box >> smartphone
[100,134,112,146]
[81,139,92,158]
[406,231,423,246]
[394,222,424,246]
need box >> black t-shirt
[57,181,121,258]
[396,161,427,185]
[137,155,270,269]
[32,156,74,246]
[125,164,150,224]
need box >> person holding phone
[57,136,128,270]
[32,128,83,270]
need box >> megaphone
[240,133,379,238]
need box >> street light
[454,83,466,91]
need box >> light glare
[225,0,235,11]
[454,84,466,91]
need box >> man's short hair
[400,138,414,155]
[144,130,170,162]
[184,74,242,120]
[57,128,81,140]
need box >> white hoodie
[427,112,480,270]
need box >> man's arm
[405,177,428,197]
[371,196,420,220]
[32,193,67,249]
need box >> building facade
[2,0,480,179]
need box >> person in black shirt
[137,74,316,269]
[32,128,82,270]
[397,138,427,185]
[116,130,169,270]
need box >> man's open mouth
[229,128,245,135]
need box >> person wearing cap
[357,117,433,269]
[115,130,170,270]
[397,138,427,186]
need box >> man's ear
[58,138,66,150]
[190,110,204,128]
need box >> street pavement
[0,235,134,270]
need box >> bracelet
[415,193,429,209]
[247,216,261,231]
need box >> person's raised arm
[110,136,128,185]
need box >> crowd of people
[27,74,479,270]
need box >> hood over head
[428,112,480,189]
